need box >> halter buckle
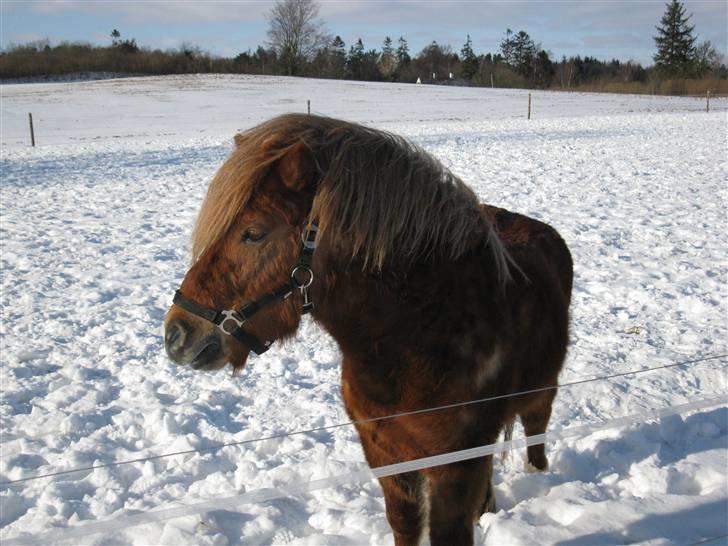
[218,309,245,335]
[302,224,318,251]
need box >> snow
[1,74,726,545]
[1,73,722,148]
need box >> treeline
[0,40,229,80]
[2,31,726,95]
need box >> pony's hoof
[480,494,497,515]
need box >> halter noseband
[172,224,317,355]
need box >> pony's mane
[192,114,511,283]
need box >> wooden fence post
[28,113,35,147]
[490,73,494,88]
[527,93,531,120]
[707,90,710,113]
[307,100,310,115]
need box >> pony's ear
[270,141,315,192]
[233,133,245,147]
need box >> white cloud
[25,0,270,22]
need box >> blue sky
[2,1,726,65]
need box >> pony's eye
[241,228,267,244]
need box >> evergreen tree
[653,0,696,77]
[382,36,394,57]
[533,50,554,88]
[330,35,347,78]
[512,31,536,77]
[363,48,382,80]
[379,36,396,79]
[347,38,365,78]
[500,29,537,79]
[396,36,411,65]
[332,35,346,56]
[500,29,515,66]
[460,34,478,80]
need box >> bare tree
[694,40,718,77]
[556,55,575,88]
[267,0,327,76]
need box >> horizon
[1,1,726,66]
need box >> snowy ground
[1,73,723,148]
[1,75,726,545]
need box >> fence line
[1,93,726,146]
[5,394,726,546]
[688,533,728,546]
[1,352,725,486]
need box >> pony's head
[164,114,510,373]
[164,116,319,372]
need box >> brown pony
[164,114,573,546]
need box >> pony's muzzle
[165,318,225,370]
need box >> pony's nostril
[166,322,183,347]
[165,320,188,360]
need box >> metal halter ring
[218,309,245,335]
[291,265,314,289]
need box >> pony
[164,114,573,546]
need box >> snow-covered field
[1,74,726,545]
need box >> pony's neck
[310,243,505,363]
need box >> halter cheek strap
[172,223,318,355]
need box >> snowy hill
[1,74,726,545]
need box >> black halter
[173,224,317,355]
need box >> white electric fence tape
[5,394,726,546]
[4,353,724,487]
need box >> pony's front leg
[378,472,426,546]
[350,419,425,545]
[519,388,557,471]
[426,458,489,546]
